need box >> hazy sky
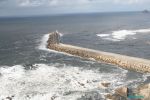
[0,0,150,17]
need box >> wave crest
[97,28,150,41]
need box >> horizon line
[0,10,147,19]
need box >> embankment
[47,32,150,73]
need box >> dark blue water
[0,12,150,100]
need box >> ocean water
[0,12,150,100]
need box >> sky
[0,0,150,17]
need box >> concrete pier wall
[47,32,150,73]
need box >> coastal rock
[136,84,150,100]
[105,94,115,100]
[105,94,125,100]
[6,97,12,100]
[101,82,110,87]
[106,84,150,100]
[105,87,128,100]
[115,87,127,97]
[98,82,110,89]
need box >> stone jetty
[47,31,150,73]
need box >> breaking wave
[97,28,150,41]
[38,33,76,57]
[0,64,149,100]
[38,33,66,53]
[38,34,50,51]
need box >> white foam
[112,30,136,40]
[97,28,150,41]
[134,29,150,33]
[0,63,134,100]
[0,64,148,100]
[38,34,50,51]
[38,34,77,57]
[59,32,63,37]
[97,34,110,37]
[38,32,63,51]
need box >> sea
[0,12,150,100]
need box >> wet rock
[5,95,15,100]
[136,84,150,100]
[0,73,2,77]
[105,93,127,100]
[6,97,12,100]
[105,94,121,100]
[63,91,72,96]
[105,84,150,100]
[105,94,114,100]
[78,82,85,86]
[92,79,99,82]
[101,82,110,87]
[26,95,31,99]
[51,95,58,100]
[86,80,90,83]
[98,82,110,89]
[79,91,103,100]
[115,87,127,97]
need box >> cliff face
[47,32,150,73]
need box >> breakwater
[47,32,150,73]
